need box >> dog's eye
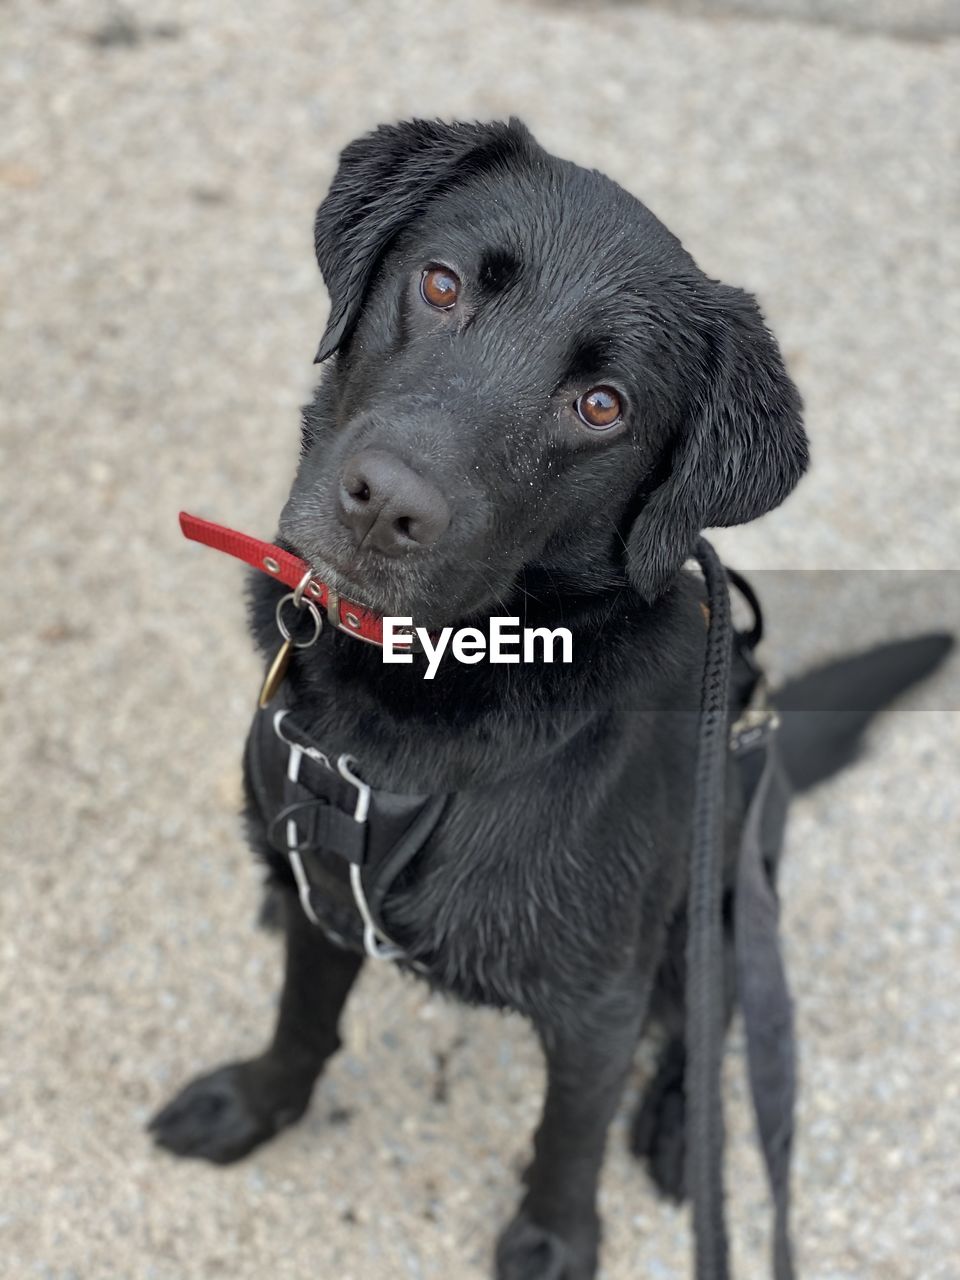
[420,266,460,310]
[575,386,623,430]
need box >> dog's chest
[250,683,687,1018]
[380,782,652,1017]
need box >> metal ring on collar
[276,592,323,648]
[292,569,314,608]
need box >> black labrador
[150,119,948,1278]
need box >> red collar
[179,512,390,646]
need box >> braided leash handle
[688,538,797,1280]
[687,538,734,1280]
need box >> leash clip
[730,677,780,756]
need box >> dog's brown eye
[420,266,460,310]
[576,386,622,430]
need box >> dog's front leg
[496,992,645,1280]
[149,888,363,1163]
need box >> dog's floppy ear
[313,117,534,363]
[626,284,808,601]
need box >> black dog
[150,119,950,1279]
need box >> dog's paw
[630,1069,687,1202]
[495,1210,598,1280]
[148,1060,309,1164]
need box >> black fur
[150,119,949,1279]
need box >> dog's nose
[338,449,451,555]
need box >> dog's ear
[626,284,808,601]
[313,117,534,362]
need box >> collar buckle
[326,586,387,647]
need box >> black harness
[245,700,447,966]
[245,548,796,1280]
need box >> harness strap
[268,795,367,862]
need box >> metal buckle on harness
[337,755,405,963]
[336,753,371,821]
[270,712,406,963]
[273,711,327,928]
[273,709,330,769]
[730,678,780,756]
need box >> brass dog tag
[258,638,293,708]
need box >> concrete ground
[1,1,958,1277]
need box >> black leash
[690,538,796,1280]
[734,726,795,1280]
[687,538,735,1277]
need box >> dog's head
[280,118,807,627]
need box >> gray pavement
[1,2,958,1277]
